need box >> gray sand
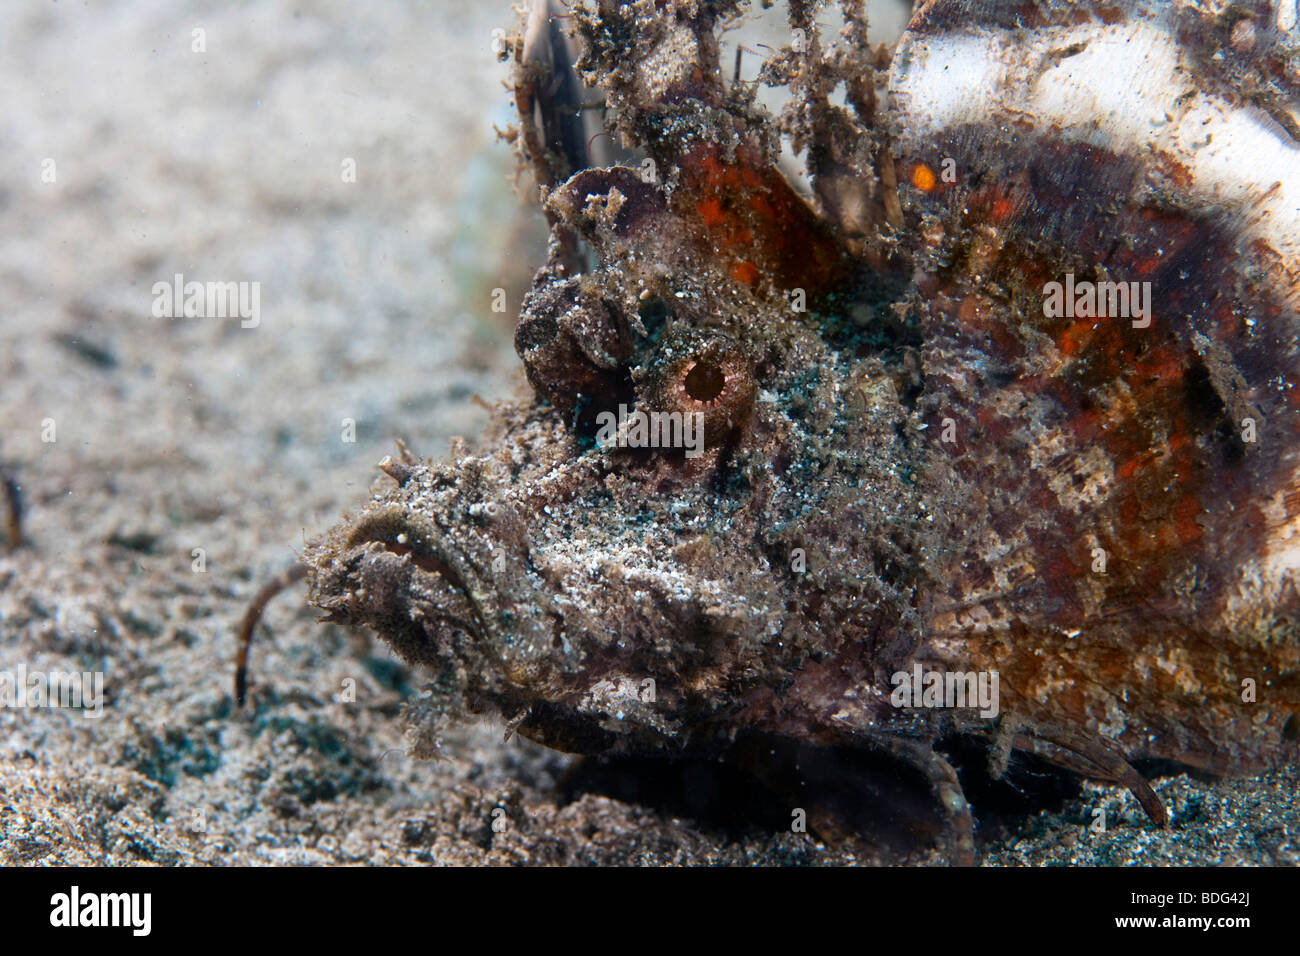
[0,0,1295,866]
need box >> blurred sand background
[0,0,1295,866]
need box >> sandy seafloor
[0,0,1295,867]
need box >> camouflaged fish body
[305,0,1300,850]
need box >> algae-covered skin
[304,0,1300,859]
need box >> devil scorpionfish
[238,0,1300,864]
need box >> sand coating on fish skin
[305,0,1300,857]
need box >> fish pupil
[684,361,725,402]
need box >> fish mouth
[346,515,469,591]
[311,502,570,702]
[308,508,493,670]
